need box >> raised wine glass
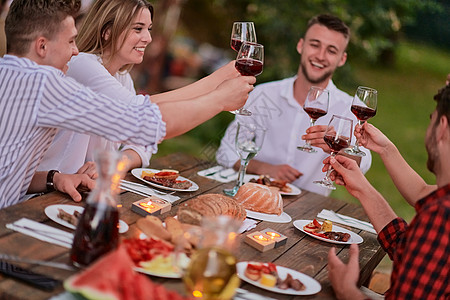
[345,86,377,156]
[230,22,257,52]
[313,115,353,190]
[231,42,264,116]
[297,86,329,153]
[223,122,266,196]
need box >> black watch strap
[46,170,60,192]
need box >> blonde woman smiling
[38,0,240,174]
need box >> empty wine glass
[231,42,264,116]
[297,86,329,153]
[313,115,353,190]
[345,86,377,156]
[223,122,266,196]
[230,22,257,52]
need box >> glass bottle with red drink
[70,150,126,267]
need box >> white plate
[132,168,199,192]
[245,210,292,223]
[244,175,301,196]
[45,204,129,234]
[134,266,182,279]
[236,262,321,295]
[293,220,363,245]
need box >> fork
[120,180,175,196]
[326,210,375,230]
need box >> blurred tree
[157,0,444,79]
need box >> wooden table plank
[0,153,385,300]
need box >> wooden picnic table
[0,152,386,299]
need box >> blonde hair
[76,0,153,72]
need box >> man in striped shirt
[0,0,256,209]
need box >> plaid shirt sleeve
[377,190,450,299]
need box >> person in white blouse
[216,14,372,196]
[38,0,241,177]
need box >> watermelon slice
[64,245,190,300]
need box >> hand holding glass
[224,122,266,196]
[297,86,329,153]
[345,86,377,156]
[313,115,353,190]
[230,42,264,116]
[230,22,257,52]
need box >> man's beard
[300,61,333,85]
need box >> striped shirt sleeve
[36,72,166,153]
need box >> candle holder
[131,197,171,217]
[262,228,287,248]
[244,228,287,252]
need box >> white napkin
[317,209,376,234]
[6,218,73,248]
[197,166,238,183]
[238,218,258,234]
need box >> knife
[0,254,75,271]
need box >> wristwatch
[46,170,60,192]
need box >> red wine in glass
[351,105,377,121]
[235,58,263,76]
[313,115,353,190]
[231,39,243,52]
[298,86,329,153]
[324,135,350,153]
[304,107,327,120]
[231,42,264,116]
[345,86,377,157]
[230,22,256,52]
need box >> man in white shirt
[216,14,371,196]
[0,0,255,208]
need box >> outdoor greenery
[155,39,450,222]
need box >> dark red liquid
[70,203,119,267]
[304,107,327,120]
[231,39,243,52]
[324,135,350,153]
[235,58,263,76]
[351,105,376,121]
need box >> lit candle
[139,201,156,212]
[254,234,269,242]
[266,231,281,239]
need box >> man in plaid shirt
[325,83,449,299]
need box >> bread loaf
[177,194,246,225]
[234,182,283,215]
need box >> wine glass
[297,86,329,153]
[230,22,257,52]
[313,115,353,190]
[345,86,377,156]
[231,42,264,116]
[223,122,266,196]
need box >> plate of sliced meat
[245,175,301,196]
[236,261,321,295]
[131,168,199,192]
[45,204,128,233]
[293,219,363,244]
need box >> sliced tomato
[313,218,321,228]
